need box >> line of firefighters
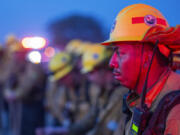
[0,35,129,135]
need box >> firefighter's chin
[114,75,131,89]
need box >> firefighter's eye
[116,50,120,56]
[113,47,118,51]
[116,50,126,57]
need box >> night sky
[0,0,179,43]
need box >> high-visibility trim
[132,17,144,24]
[128,70,171,108]
[157,18,167,26]
[132,17,167,26]
[132,123,139,132]
[145,70,171,107]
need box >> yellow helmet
[102,4,169,45]
[5,34,24,52]
[6,34,17,45]
[66,39,82,54]
[66,40,93,57]
[75,42,92,56]
[48,52,73,81]
[81,44,111,73]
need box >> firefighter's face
[88,68,113,87]
[61,69,84,87]
[60,73,73,86]
[109,43,142,90]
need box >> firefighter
[46,51,89,123]
[81,44,129,135]
[46,41,91,123]
[3,35,47,135]
[2,34,29,135]
[0,40,9,135]
[38,48,91,135]
[0,35,24,86]
[101,3,180,135]
[58,44,128,135]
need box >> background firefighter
[3,35,47,135]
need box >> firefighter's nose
[109,53,118,69]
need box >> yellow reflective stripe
[132,123,139,133]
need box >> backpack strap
[142,90,180,135]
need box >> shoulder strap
[143,90,180,135]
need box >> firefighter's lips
[113,71,121,79]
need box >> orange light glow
[44,47,55,58]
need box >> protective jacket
[122,71,180,135]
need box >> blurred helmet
[5,34,24,52]
[75,42,92,56]
[81,44,111,73]
[48,52,73,81]
[6,34,17,45]
[66,39,82,54]
[66,40,93,58]
[102,4,169,45]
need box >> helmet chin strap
[140,40,159,110]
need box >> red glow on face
[109,44,142,89]
[60,73,73,86]
[60,70,84,88]
[88,69,113,86]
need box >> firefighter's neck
[135,57,169,95]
